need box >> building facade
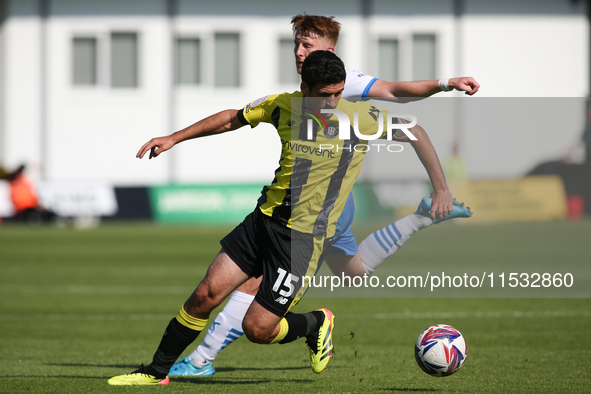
[0,0,589,185]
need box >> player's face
[294,31,335,74]
[302,81,345,119]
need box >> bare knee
[184,279,227,316]
[242,312,278,344]
[198,280,228,305]
[184,251,250,317]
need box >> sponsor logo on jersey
[285,119,296,127]
[281,139,336,158]
[275,296,289,305]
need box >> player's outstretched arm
[136,109,244,159]
[407,125,454,221]
[448,77,480,95]
[368,77,480,102]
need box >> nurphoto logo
[311,110,418,153]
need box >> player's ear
[301,82,309,96]
[326,45,335,53]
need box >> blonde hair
[291,13,341,46]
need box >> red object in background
[8,173,39,213]
[566,194,585,220]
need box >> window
[278,38,299,84]
[412,34,436,80]
[72,37,97,85]
[71,31,140,89]
[176,38,201,85]
[376,34,438,82]
[377,38,399,83]
[214,33,240,87]
[110,32,138,88]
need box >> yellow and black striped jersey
[238,91,389,238]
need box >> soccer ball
[414,324,467,377]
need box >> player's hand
[449,77,480,96]
[430,189,454,221]
[136,136,176,159]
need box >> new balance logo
[275,296,289,305]
[285,119,296,127]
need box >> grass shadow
[44,363,139,369]
[380,389,440,392]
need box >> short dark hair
[301,50,346,90]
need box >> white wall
[0,0,588,185]
[49,13,174,184]
[463,15,589,97]
[0,0,5,165]
[2,0,44,178]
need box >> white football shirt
[342,69,378,99]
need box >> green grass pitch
[1,219,590,393]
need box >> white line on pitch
[338,310,591,320]
[0,314,174,321]
[0,310,588,322]
[0,284,192,295]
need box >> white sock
[188,290,255,367]
[359,213,432,275]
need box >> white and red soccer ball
[414,324,467,377]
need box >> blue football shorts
[327,192,358,256]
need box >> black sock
[145,318,200,378]
[278,311,324,344]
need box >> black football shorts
[221,207,331,316]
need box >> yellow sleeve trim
[270,317,289,344]
[176,306,208,332]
